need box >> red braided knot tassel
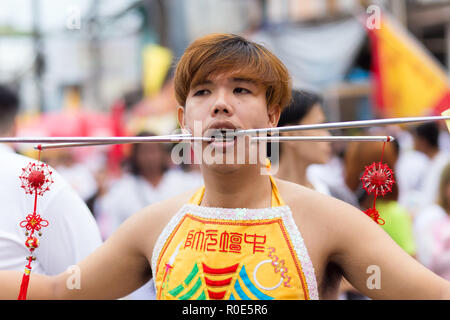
[17,150,52,300]
[360,143,396,225]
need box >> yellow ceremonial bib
[152,177,318,300]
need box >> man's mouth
[206,129,236,143]
[203,122,240,150]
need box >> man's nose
[213,103,231,115]
[211,91,233,116]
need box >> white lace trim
[151,204,319,300]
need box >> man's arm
[327,198,450,299]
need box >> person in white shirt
[414,162,450,278]
[414,202,448,268]
[51,149,99,203]
[413,122,450,210]
[0,85,102,277]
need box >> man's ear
[177,106,186,130]
[268,105,281,128]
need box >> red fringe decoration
[17,149,53,300]
[363,207,386,225]
[17,264,32,300]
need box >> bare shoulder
[272,178,369,265]
[113,187,200,260]
[274,177,373,245]
[99,187,201,271]
[273,177,361,222]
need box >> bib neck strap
[188,175,285,207]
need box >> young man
[1,34,449,300]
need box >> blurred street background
[1,0,450,298]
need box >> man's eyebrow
[191,77,257,89]
[191,79,212,88]
[231,77,258,84]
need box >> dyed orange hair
[174,33,292,110]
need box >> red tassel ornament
[363,207,385,225]
[17,265,32,300]
[19,162,53,196]
[17,148,53,300]
[360,142,395,225]
[361,162,395,197]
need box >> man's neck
[200,164,272,209]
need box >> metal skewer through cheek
[236,115,450,136]
[1,113,447,150]
[0,133,192,145]
[34,135,395,150]
[251,135,394,142]
[34,134,211,150]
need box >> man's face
[177,73,280,168]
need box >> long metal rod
[1,113,446,148]
[36,142,126,150]
[1,132,395,147]
[35,135,394,150]
[34,135,209,150]
[236,115,450,136]
[251,136,394,142]
[0,134,194,144]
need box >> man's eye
[193,89,210,96]
[234,87,251,94]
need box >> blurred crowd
[1,84,450,300]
